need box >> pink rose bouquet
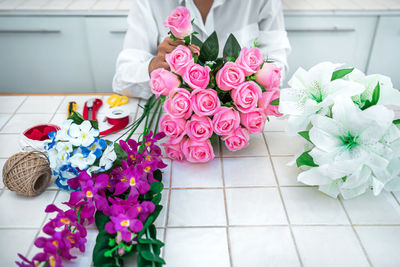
[153,6,283,162]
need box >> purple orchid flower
[42,204,86,238]
[114,162,150,199]
[135,201,156,222]
[32,251,63,267]
[105,204,143,242]
[16,254,35,267]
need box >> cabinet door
[367,16,400,89]
[0,16,94,93]
[284,15,377,86]
[85,17,127,93]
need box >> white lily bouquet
[279,62,400,199]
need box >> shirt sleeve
[112,0,159,99]
[257,0,291,81]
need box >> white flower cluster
[45,120,117,190]
[280,62,400,199]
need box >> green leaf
[191,35,203,48]
[95,211,110,231]
[331,68,354,81]
[298,131,312,144]
[394,119,400,125]
[92,230,115,267]
[199,31,219,62]
[153,169,162,182]
[152,193,162,205]
[223,33,241,59]
[362,82,380,110]
[184,35,190,45]
[113,142,127,167]
[149,182,164,195]
[67,111,84,125]
[270,98,280,106]
[296,151,318,168]
[140,250,166,264]
[138,238,165,247]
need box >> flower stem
[146,227,156,267]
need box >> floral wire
[125,96,156,141]
[153,99,164,136]
[148,98,162,132]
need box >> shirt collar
[178,0,226,8]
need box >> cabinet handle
[0,29,61,34]
[287,26,355,32]
[109,30,127,34]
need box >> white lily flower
[69,121,99,147]
[280,62,365,134]
[55,119,73,141]
[346,68,400,108]
[298,97,396,199]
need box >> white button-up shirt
[113,0,291,99]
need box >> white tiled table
[1,95,400,267]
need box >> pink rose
[186,114,213,141]
[182,137,215,163]
[163,6,193,39]
[162,138,185,161]
[231,81,262,113]
[236,47,264,76]
[165,45,194,76]
[216,62,245,91]
[183,64,211,90]
[164,88,192,119]
[222,127,250,151]
[191,89,220,116]
[159,114,186,142]
[258,89,282,117]
[212,107,240,136]
[149,68,180,98]
[240,108,266,134]
[255,63,281,91]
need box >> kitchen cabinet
[284,15,377,86]
[367,16,400,89]
[85,17,127,93]
[0,16,95,93]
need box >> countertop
[1,94,400,267]
[0,0,399,12]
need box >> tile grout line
[48,96,67,124]
[219,140,233,267]
[162,159,173,259]
[25,190,60,258]
[338,198,374,267]
[262,132,304,267]
[0,96,28,132]
[391,192,400,206]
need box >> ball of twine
[2,151,51,196]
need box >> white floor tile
[341,191,400,224]
[223,157,276,187]
[264,132,304,156]
[264,116,288,132]
[155,190,169,227]
[281,187,349,225]
[52,190,70,207]
[66,0,96,10]
[230,226,301,267]
[0,114,12,130]
[168,189,226,226]
[356,226,400,267]
[49,113,68,127]
[0,134,21,157]
[293,226,369,267]
[0,96,26,113]
[0,229,37,267]
[172,159,223,188]
[17,96,64,114]
[1,114,52,134]
[0,190,57,227]
[222,134,268,157]
[117,0,130,10]
[164,228,230,267]
[161,158,171,188]
[226,188,287,225]
[272,156,303,186]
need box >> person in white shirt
[113,0,291,99]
